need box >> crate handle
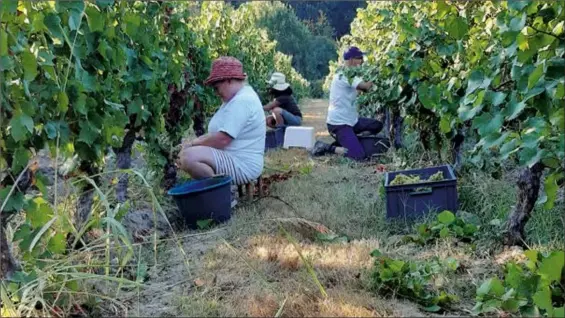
[409,187,433,196]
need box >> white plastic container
[283,126,316,150]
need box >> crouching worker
[263,72,303,128]
[310,46,383,161]
[176,56,266,206]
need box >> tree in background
[286,1,367,39]
[247,1,337,85]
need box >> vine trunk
[505,162,545,246]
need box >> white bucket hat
[266,72,290,91]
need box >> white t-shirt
[326,72,363,127]
[207,85,266,178]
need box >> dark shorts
[280,109,302,126]
[327,118,383,161]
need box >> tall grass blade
[278,223,328,298]
[29,216,57,252]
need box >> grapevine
[0,0,310,282]
[334,0,564,245]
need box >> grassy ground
[9,99,558,316]
[103,99,564,317]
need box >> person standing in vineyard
[263,72,303,128]
[176,57,266,205]
[310,46,382,161]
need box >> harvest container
[168,175,232,229]
[384,165,458,219]
[358,135,390,157]
[265,127,286,151]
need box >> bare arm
[356,81,373,92]
[263,99,280,111]
[186,131,233,149]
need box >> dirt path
[299,98,331,140]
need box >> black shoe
[310,141,332,157]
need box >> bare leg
[177,146,217,179]
[266,114,276,128]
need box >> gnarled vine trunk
[113,129,137,203]
[1,216,20,280]
[391,110,404,149]
[505,162,545,247]
[419,130,431,151]
[0,163,36,279]
[451,130,465,171]
[69,163,100,248]
[192,96,205,137]
[383,108,391,139]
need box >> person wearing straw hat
[310,46,383,161]
[176,56,266,205]
[263,72,302,128]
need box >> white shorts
[211,149,259,185]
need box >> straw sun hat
[204,56,247,86]
[266,72,290,91]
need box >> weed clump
[368,249,459,313]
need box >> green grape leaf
[86,6,105,32]
[68,10,83,31]
[539,251,565,282]
[74,93,88,115]
[553,21,564,36]
[56,0,85,13]
[124,13,141,38]
[27,197,54,228]
[528,63,545,89]
[58,91,69,113]
[488,91,507,106]
[446,16,468,40]
[96,0,114,9]
[509,13,526,32]
[473,112,503,136]
[504,99,526,120]
[523,87,545,102]
[0,0,18,15]
[370,249,382,257]
[481,132,510,149]
[0,188,24,213]
[500,138,520,160]
[554,306,565,318]
[12,147,31,174]
[508,1,529,11]
[466,70,491,96]
[542,173,562,210]
[439,227,450,238]
[78,120,99,145]
[549,107,564,131]
[440,116,451,133]
[533,287,553,314]
[458,103,483,121]
[22,51,38,81]
[0,29,7,56]
[517,32,529,51]
[519,147,546,167]
[437,210,455,225]
[44,13,65,45]
[47,233,67,254]
[31,12,46,33]
[97,39,111,60]
[9,113,34,142]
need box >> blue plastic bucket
[167,175,233,229]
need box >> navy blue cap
[343,46,365,60]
